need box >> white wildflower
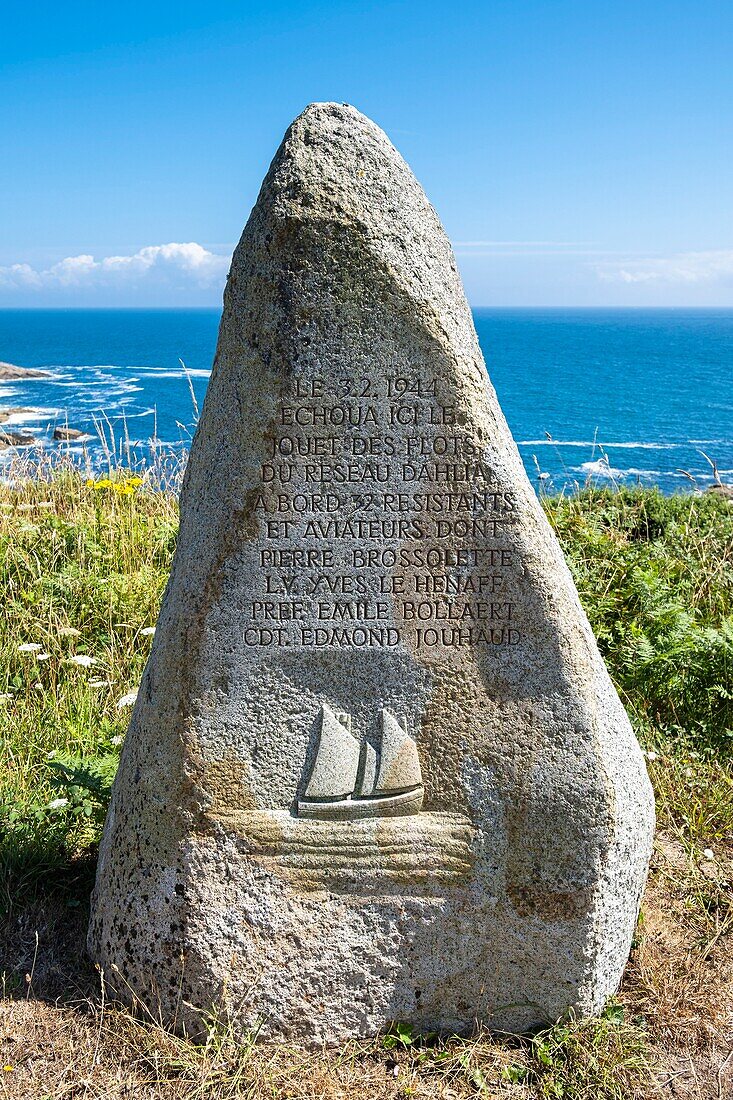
[703,848,715,861]
[116,690,138,709]
[111,734,125,746]
[67,654,96,667]
[58,626,81,638]
[88,679,112,688]
[644,750,659,762]
[18,643,42,653]
[36,652,51,662]
[47,798,68,811]
[685,767,694,778]
[140,627,156,636]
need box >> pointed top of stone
[221,100,484,393]
[263,101,435,233]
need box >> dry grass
[0,835,730,1100]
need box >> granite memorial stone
[89,102,655,1044]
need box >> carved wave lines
[238,810,476,890]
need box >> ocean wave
[55,386,146,404]
[39,364,210,379]
[141,439,190,448]
[40,364,130,373]
[137,369,212,379]
[87,407,157,420]
[1,407,59,425]
[519,439,680,450]
[112,408,156,419]
[571,462,728,482]
[51,379,141,390]
[575,459,624,478]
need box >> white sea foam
[143,439,189,448]
[45,364,125,372]
[54,383,145,404]
[52,380,127,388]
[518,439,680,450]
[115,408,156,419]
[575,460,624,478]
[573,462,722,481]
[137,369,211,379]
[0,374,53,384]
[2,407,59,425]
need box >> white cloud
[0,242,231,292]
[597,249,733,285]
[1,262,44,288]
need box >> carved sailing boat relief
[298,705,424,819]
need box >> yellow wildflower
[87,475,141,493]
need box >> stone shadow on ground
[0,850,99,1003]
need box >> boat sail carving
[298,705,424,819]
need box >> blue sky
[2,0,732,307]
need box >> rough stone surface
[88,103,655,1044]
[0,362,49,379]
[53,426,85,441]
[0,429,35,448]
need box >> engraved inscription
[243,372,522,651]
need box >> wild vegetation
[0,468,731,1098]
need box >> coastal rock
[53,427,85,441]
[89,103,655,1044]
[0,429,35,448]
[707,483,733,500]
[0,408,36,425]
[0,362,49,379]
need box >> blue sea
[1,307,732,493]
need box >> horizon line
[2,303,733,311]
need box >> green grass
[546,488,733,754]
[0,474,731,1099]
[545,488,733,855]
[0,470,177,912]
